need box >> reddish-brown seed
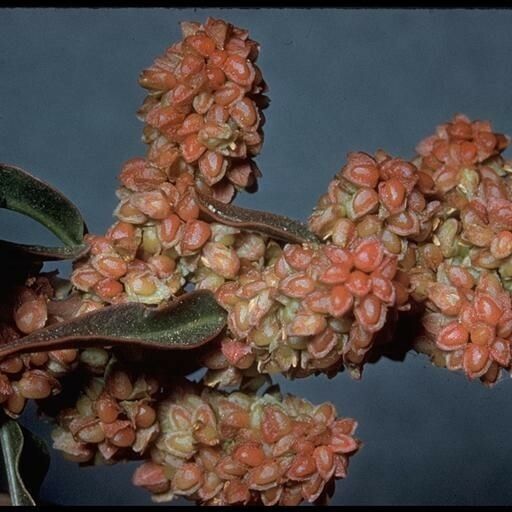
[428,284,463,316]
[490,338,511,367]
[94,255,128,279]
[230,97,258,129]
[233,442,266,467]
[355,295,383,331]
[346,270,372,297]
[14,298,47,334]
[353,240,383,273]
[491,231,512,260]
[18,371,53,399]
[96,394,121,424]
[0,357,24,374]
[71,265,103,292]
[474,293,503,326]
[262,405,292,443]
[279,274,316,299]
[176,193,200,221]
[132,462,169,494]
[342,153,380,189]
[329,285,353,317]
[6,386,26,415]
[135,403,157,428]
[288,314,327,337]
[469,323,494,346]
[463,343,490,375]
[148,255,176,278]
[158,214,182,244]
[248,461,280,488]
[352,188,379,218]
[199,151,227,185]
[222,54,254,86]
[107,221,136,241]
[303,290,332,315]
[319,264,351,285]
[111,426,136,447]
[372,275,395,304]
[313,445,335,480]
[379,178,406,213]
[94,278,124,300]
[330,433,358,454]
[107,371,133,400]
[437,322,469,351]
[181,220,212,253]
[130,191,171,220]
[287,454,317,480]
[181,134,207,163]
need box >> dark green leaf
[0,163,87,260]
[195,188,320,245]
[0,290,227,358]
[0,417,50,506]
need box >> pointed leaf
[0,290,227,359]
[195,188,320,244]
[0,417,50,506]
[0,163,87,260]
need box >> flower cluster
[138,17,267,201]
[69,18,268,308]
[52,360,160,464]
[410,115,512,383]
[201,237,403,385]
[0,274,81,416]
[131,381,359,506]
[309,151,441,256]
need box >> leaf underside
[195,188,320,245]
[0,290,227,359]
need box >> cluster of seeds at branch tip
[200,236,405,385]
[138,17,267,203]
[52,362,161,464]
[131,381,359,506]
[308,150,442,260]
[409,115,512,382]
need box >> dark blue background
[2,8,512,506]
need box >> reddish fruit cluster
[69,18,268,308]
[410,115,512,383]
[138,17,267,202]
[200,236,406,386]
[52,362,160,464]
[131,381,359,506]
[309,150,441,254]
[415,113,509,194]
[0,275,83,416]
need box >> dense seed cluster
[201,238,404,385]
[409,115,512,383]
[131,381,359,506]
[0,274,85,416]
[138,17,267,202]
[309,151,441,258]
[52,361,160,464]
[70,18,268,307]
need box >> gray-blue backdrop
[1,7,512,506]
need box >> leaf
[0,163,88,260]
[195,188,320,245]
[0,290,227,359]
[0,417,50,506]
